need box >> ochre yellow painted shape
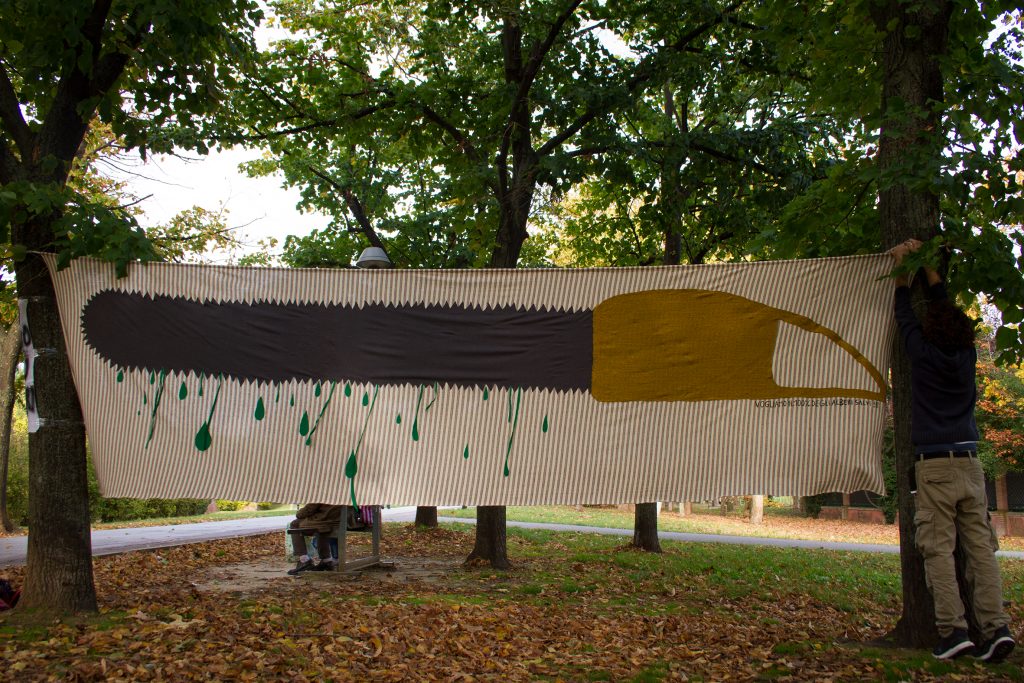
[591,289,886,403]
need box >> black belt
[917,450,976,461]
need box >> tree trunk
[0,321,21,532]
[749,495,764,525]
[14,251,97,613]
[632,502,662,552]
[467,505,509,569]
[414,505,438,528]
[871,0,952,648]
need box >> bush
[91,496,209,523]
[216,500,250,512]
[801,494,827,519]
[2,410,29,527]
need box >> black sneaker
[932,629,974,660]
[309,559,337,572]
[976,625,1015,663]
[287,559,316,575]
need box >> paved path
[3,510,1023,568]
[0,507,420,568]
[439,517,1024,558]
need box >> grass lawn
[1,524,1021,681]
[441,504,1024,552]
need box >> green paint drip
[142,394,148,406]
[149,372,155,385]
[411,385,425,442]
[116,370,124,383]
[195,423,212,451]
[299,411,310,436]
[304,382,338,443]
[178,382,188,400]
[345,386,380,510]
[198,375,204,397]
[482,386,489,401]
[424,382,439,412]
[345,451,358,478]
[344,383,352,397]
[502,388,522,477]
[255,397,266,421]
[542,415,549,433]
[349,386,379,469]
[315,382,322,397]
[144,370,168,449]
[463,444,469,460]
[362,392,369,406]
[193,376,223,452]
[396,414,402,425]
[289,394,295,407]
[275,384,281,403]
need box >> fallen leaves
[0,523,1021,681]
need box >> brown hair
[922,299,976,352]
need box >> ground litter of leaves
[2,525,1021,682]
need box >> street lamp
[355,247,392,269]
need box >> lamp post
[355,247,392,270]
[354,246,437,527]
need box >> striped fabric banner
[43,253,896,506]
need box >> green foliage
[800,495,827,520]
[216,500,250,512]
[89,495,209,524]
[0,0,262,271]
[976,351,1024,474]
[147,206,240,263]
[3,408,29,526]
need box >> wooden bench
[286,505,382,572]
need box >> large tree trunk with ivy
[0,321,21,532]
[871,0,952,648]
[14,249,97,613]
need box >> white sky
[113,145,328,261]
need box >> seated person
[287,503,343,574]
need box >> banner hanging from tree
[43,253,895,505]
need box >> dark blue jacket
[894,283,979,451]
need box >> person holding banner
[889,239,1014,663]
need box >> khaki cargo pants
[914,455,1009,638]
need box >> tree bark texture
[0,322,21,532]
[871,0,952,649]
[15,251,97,613]
[632,502,662,553]
[748,495,764,525]
[414,505,438,528]
[467,505,510,569]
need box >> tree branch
[0,63,32,161]
[539,0,746,157]
[0,138,22,184]
[304,164,386,250]
[518,0,585,101]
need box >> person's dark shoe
[976,625,1015,663]
[287,558,316,575]
[309,559,337,572]
[932,629,974,660]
